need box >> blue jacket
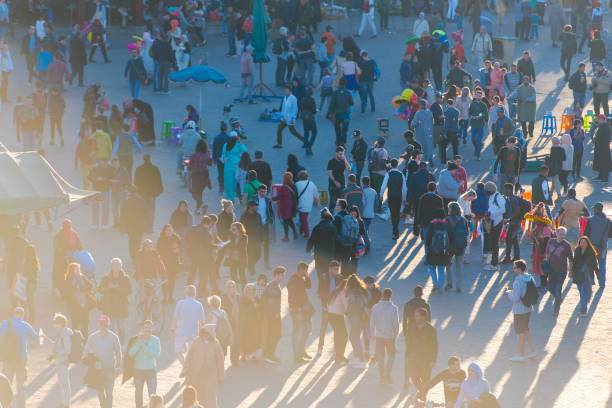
[0,318,38,359]
[437,169,461,200]
[407,168,435,201]
[400,60,412,87]
[212,132,230,162]
[444,106,460,133]
[471,187,489,215]
[478,68,491,88]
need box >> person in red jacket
[272,172,298,241]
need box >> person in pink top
[489,61,505,102]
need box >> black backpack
[430,227,449,256]
[0,320,21,362]
[521,278,539,307]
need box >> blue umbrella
[169,65,228,113]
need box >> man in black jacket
[151,33,175,93]
[568,62,587,110]
[119,187,150,259]
[501,183,531,264]
[327,78,354,147]
[134,154,163,233]
[350,130,368,185]
[405,307,438,393]
[560,25,577,81]
[416,182,444,243]
[249,150,273,189]
[240,201,264,277]
[380,158,407,240]
[307,208,337,278]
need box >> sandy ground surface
[0,8,610,408]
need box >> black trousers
[70,63,84,85]
[388,194,402,236]
[89,43,110,62]
[593,92,609,117]
[560,53,572,77]
[188,258,217,297]
[264,316,281,357]
[503,222,521,261]
[572,150,583,177]
[490,222,503,265]
[439,133,459,163]
[521,121,534,138]
[50,116,63,143]
[128,232,143,260]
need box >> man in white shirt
[484,181,506,270]
[357,0,377,38]
[171,285,206,366]
[295,170,320,238]
[274,86,304,148]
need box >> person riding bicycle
[134,239,168,302]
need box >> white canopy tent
[0,146,96,215]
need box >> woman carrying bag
[572,236,599,316]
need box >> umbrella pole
[253,62,277,100]
[199,86,203,118]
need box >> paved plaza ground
[0,9,610,408]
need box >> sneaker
[349,357,360,366]
[353,361,367,369]
[335,356,349,364]
[272,144,283,148]
[444,284,452,291]
[431,284,439,293]
[265,355,281,364]
[509,355,526,362]
[302,352,313,360]
[579,310,588,317]
[484,264,498,271]
[526,351,537,359]
[500,258,513,264]
[294,356,309,364]
[456,288,462,293]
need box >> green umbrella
[253,0,270,63]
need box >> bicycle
[135,278,168,335]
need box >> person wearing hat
[585,202,611,288]
[483,181,506,270]
[273,27,290,86]
[175,120,200,173]
[559,24,576,80]
[591,58,612,116]
[437,161,461,210]
[592,113,611,182]
[350,129,368,184]
[493,136,520,190]
[328,77,354,147]
[413,12,430,38]
[367,137,389,194]
[468,88,488,160]
[412,99,435,164]
[239,45,256,104]
[84,314,122,408]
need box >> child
[255,274,267,301]
[315,68,333,111]
[416,356,467,407]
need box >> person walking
[471,26,492,68]
[128,320,161,408]
[295,171,319,238]
[156,225,183,303]
[0,307,39,408]
[239,45,256,103]
[262,266,286,364]
[437,161,461,210]
[125,49,146,99]
[47,313,72,408]
[287,262,313,363]
[52,220,83,295]
[134,154,164,233]
[501,183,531,264]
[98,258,132,344]
[416,182,444,244]
[274,85,303,148]
[240,201,264,277]
[404,308,438,394]
[327,275,349,364]
[367,137,389,194]
[151,33,174,94]
[572,236,599,316]
[301,88,317,155]
[212,122,230,194]
[446,202,469,292]
[560,24,577,80]
[493,136,521,190]
[482,182,506,270]
[350,130,367,185]
[557,188,589,246]
[119,187,150,260]
[513,75,536,138]
[569,119,586,179]
[327,78,354,147]
[545,227,574,316]
[591,62,611,116]
[69,30,86,86]
[63,263,95,339]
[171,285,206,367]
[47,87,65,146]
[380,158,407,240]
[357,50,376,112]
[425,209,452,294]
[468,88,488,160]
[83,315,122,408]
[307,208,337,294]
[314,260,343,355]
[345,275,368,368]
[109,160,130,228]
[221,134,248,202]
[88,159,112,230]
[412,100,435,164]
[327,147,351,210]
[505,259,537,361]
[584,202,611,288]
[182,325,224,408]
[357,0,377,38]
[188,140,213,213]
[370,288,399,383]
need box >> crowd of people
[0,0,611,407]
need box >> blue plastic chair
[540,111,557,137]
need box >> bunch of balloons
[392,88,420,120]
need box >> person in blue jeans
[128,320,161,408]
[226,7,237,56]
[572,237,599,316]
[468,88,488,160]
[124,49,146,99]
[425,209,451,294]
[545,227,574,316]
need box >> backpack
[272,38,282,55]
[451,217,469,249]
[340,214,360,246]
[0,320,21,362]
[367,148,386,172]
[68,330,84,364]
[521,278,539,307]
[215,312,231,343]
[429,227,449,255]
